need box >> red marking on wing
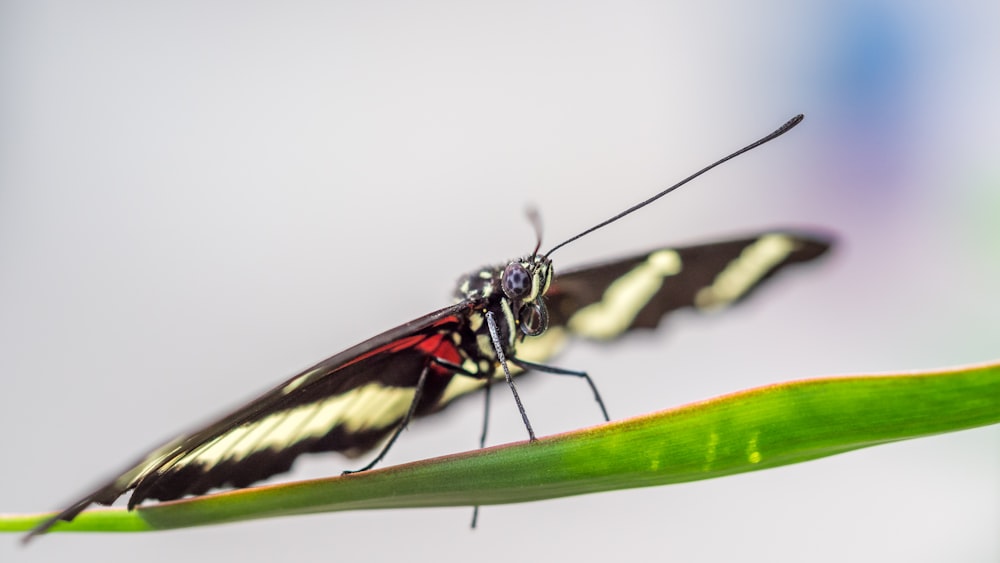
[419,334,463,375]
[340,314,463,369]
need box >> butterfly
[27,114,830,539]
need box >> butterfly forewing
[508,231,830,371]
[544,232,830,340]
[35,304,471,528]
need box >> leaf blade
[6,362,999,537]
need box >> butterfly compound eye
[519,301,548,336]
[502,262,532,300]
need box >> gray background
[2,1,998,561]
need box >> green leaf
[4,361,999,537]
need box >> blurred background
[2,1,998,561]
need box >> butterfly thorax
[450,254,554,375]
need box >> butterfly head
[500,254,553,337]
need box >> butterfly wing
[30,231,830,539]
[29,302,472,537]
[514,231,831,363]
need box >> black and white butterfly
[28,115,830,539]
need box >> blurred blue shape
[822,2,920,207]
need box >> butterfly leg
[418,356,494,450]
[485,311,536,441]
[469,382,492,529]
[341,362,431,475]
[510,357,610,422]
[427,358,494,529]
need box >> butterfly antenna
[545,114,804,257]
[526,206,544,258]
